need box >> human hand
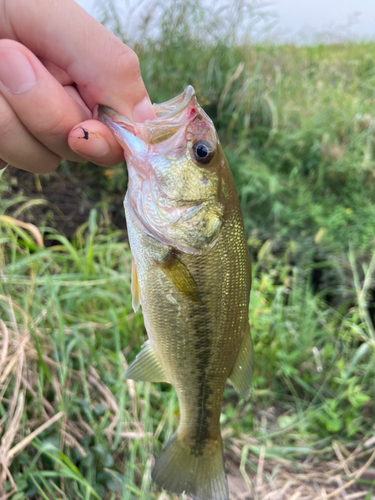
[0,0,155,173]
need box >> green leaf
[348,392,370,408]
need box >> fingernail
[0,50,36,93]
[69,127,111,157]
[132,97,157,122]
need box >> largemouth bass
[98,86,252,500]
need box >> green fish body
[99,86,252,500]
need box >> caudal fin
[151,432,228,500]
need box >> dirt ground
[3,166,126,239]
[225,451,375,500]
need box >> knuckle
[113,43,141,81]
[35,105,67,139]
[123,47,140,71]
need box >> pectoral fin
[125,340,169,383]
[131,257,141,312]
[229,323,253,400]
[157,251,201,305]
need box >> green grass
[2,1,375,497]
[0,207,164,499]
[1,199,375,498]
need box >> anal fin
[229,322,253,400]
[125,340,169,383]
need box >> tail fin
[151,432,228,500]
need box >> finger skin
[0,91,60,173]
[0,40,123,167]
[0,39,93,162]
[0,0,155,120]
[39,58,73,87]
[68,119,125,167]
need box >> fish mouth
[151,85,196,120]
[98,86,198,145]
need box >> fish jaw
[98,85,198,144]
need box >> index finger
[0,0,155,121]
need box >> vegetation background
[1,1,375,498]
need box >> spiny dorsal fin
[229,322,253,400]
[131,257,141,312]
[125,340,169,383]
[156,251,201,305]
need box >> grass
[2,0,375,497]
[0,208,160,499]
[1,198,375,499]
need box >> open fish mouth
[98,85,198,145]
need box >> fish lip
[151,85,196,121]
[98,86,198,145]
[99,85,195,124]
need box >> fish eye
[191,140,214,164]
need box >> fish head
[98,86,227,255]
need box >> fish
[98,86,252,500]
